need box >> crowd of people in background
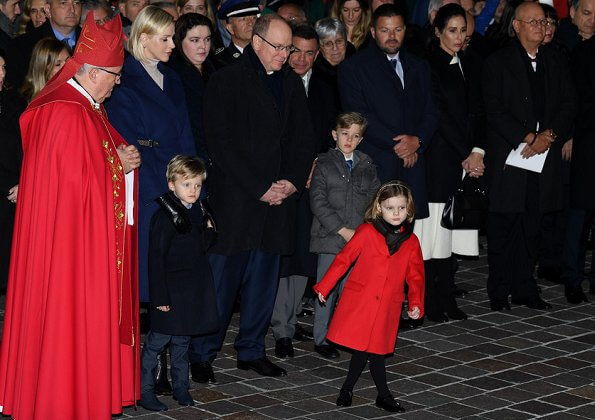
[0,0,594,416]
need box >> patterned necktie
[345,159,353,173]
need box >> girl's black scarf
[372,218,412,255]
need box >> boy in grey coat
[309,112,381,358]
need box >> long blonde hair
[330,0,371,50]
[129,6,174,62]
[20,38,70,102]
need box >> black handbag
[441,175,488,230]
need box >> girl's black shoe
[336,389,353,406]
[375,395,405,412]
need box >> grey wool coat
[310,148,380,255]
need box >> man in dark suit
[339,3,438,221]
[191,14,315,382]
[0,0,20,51]
[482,1,577,311]
[271,23,335,360]
[7,0,82,88]
[213,0,259,67]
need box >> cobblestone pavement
[1,245,594,419]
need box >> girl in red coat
[313,180,425,413]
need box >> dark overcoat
[148,195,219,336]
[482,40,577,213]
[426,48,475,202]
[105,55,196,301]
[338,42,439,218]
[203,46,316,256]
[569,36,595,210]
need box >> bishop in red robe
[0,14,141,419]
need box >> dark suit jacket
[338,42,439,218]
[426,48,475,202]
[569,36,595,210]
[213,43,242,68]
[105,55,196,301]
[6,20,81,88]
[482,39,577,213]
[307,71,337,154]
[204,45,316,255]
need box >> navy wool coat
[105,55,196,301]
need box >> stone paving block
[405,390,456,408]
[221,411,271,419]
[412,372,460,387]
[494,351,541,366]
[308,366,348,380]
[517,362,567,377]
[468,343,515,356]
[420,339,466,352]
[487,387,540,403]
[448,333,490,346]
[540,392,594,408]
[232,394,281,409]
[414,355,462,369]
[441,349,489,363]
[213,383,261,398]
[462,376,512,391]
[468,358,516,372]
[440,365,487,379]
[549,339,593,353]
[307,411,361,419]
[540,413,591,420]
[295,383,339,397]
[462,305,493,316]
[397,345,438,359]
[255,404,309,419]
[489,370,540,384]
[459,394,511,411]
[433,383,485,399]
[473,327,514,340]
[197,400,248,416]
[481,408,534,419]
[500,321,542,334]
[240,377,292,391]
[545,373,594,389]
[495,336,539,350]
[520,331,565,343]
[286,398,337,413]
[511,400,566,416]
[478,312,519,325]
[569,385,595,401]
[453,319,495,331]
[400,329,445,343]
[168,408,221,419]
[343,404,404,419]
[397,409,453,420]
[522,315,567,328]
[567,402,595,418]
[389,362,434,376]
[545,356,592,370]
[429,402,483,418]
[573,350,595,363]
[386,378,431,395]
[514,381,568,396]
[191,388,231,403]
[424,324,468,337]
[520,345,568,359]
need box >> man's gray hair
[80,0,113,25]
[314,17,347,42]
[77,63,93,75]
[428,0,444,16]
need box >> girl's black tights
[341,350,390,398]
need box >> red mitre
[30,12,125,107]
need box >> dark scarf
[372,218,413,255]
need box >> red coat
[0,83,140,419]
[313,223,424,355]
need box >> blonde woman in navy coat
[106,6,196,303]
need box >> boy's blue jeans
[140,331,190,396]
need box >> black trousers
[487,175,542,302]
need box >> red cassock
[313,223,425,355]
[0,83,140,419]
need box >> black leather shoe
[336,389,353,406]
[173,390,194,406]
[375,395,405,412]
[293,324,314,341]
[566,286,589,304]
[446,307,468,320]
[275,337,295,358]
[155,350,172,395]
[314,344,340,359]
[191,361,216,383]
[490,298,511,311]
[140,393,168,411]
[537,266,563,284]
[237,357,287,376]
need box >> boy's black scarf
[372,218,412,255]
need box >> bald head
[252,15,293,73]
[512,1,545,50]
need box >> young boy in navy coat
[140,155,219,411]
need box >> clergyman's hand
[117,144,141,173]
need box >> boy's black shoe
[139,393,168,411]
[293,324,314,341]
[275,337,295,358]
[375,395,405,412]
[511,296,552,310]
[173,390,195,406]
[566,286,589,304]
[446,307,468,321]
[237,357,287,376]
[315,344,340,359]
[191,361,216,383]
[336,389,353,406]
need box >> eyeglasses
[320,38,346,50]
[95,67,122,79]
[515,18,548,27]
[255,33,296,53]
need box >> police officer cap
[217,0,260,20]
